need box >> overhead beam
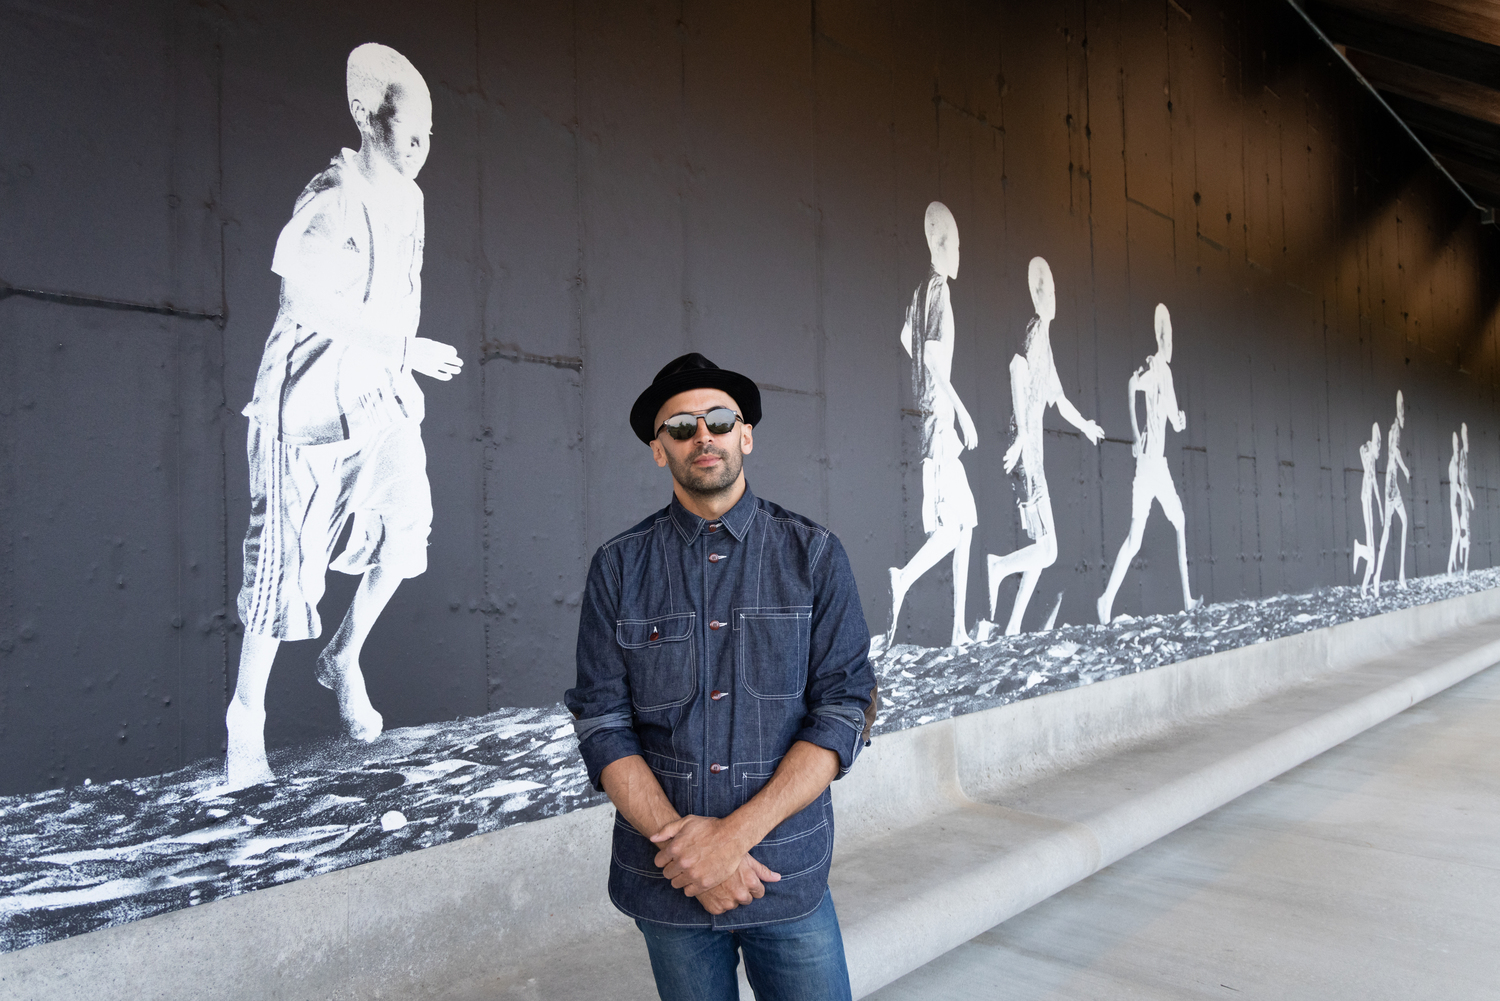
[1433,157,1500,207]
[1315,0,1500,49]
[1345,49,1500,129]
[1304,1,1500,91]
[1382,92,1500,169]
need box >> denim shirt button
[709,763,724,774]
[710,689,726,700]
[708,553,724,563]
[709,620,723,630]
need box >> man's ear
[349,98,370,134]
[650,440,668,468]
[739,425,754,455]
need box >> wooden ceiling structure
[1299,0,1500,221]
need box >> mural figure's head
[924,201,960,279]
[347,43,433,180]
[630,353,762,503]
[1154,303,1173,362]
[1395,389,1405,425]
[1028,256,1056,322]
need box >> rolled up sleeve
[564,546,642,790]
[794,533,877,777]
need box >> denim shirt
[565,485,875,928]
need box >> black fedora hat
[629,352,762,444]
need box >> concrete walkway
[866,663,1500,1000]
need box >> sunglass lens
[703,408,738,434]
[664,416,699,440]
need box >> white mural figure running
[225,44,464,788]
[1352,422,1382,597]
[1096,303,1199,624]
[986,257,1105,635]
[1459,422,1474,574]
[1373,391,1409,596]
[886,201,979,649]
[1448,430,1463,575]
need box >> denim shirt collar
[666,483,758,544]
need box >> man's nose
[692,416,715,443]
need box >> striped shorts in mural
[238,418,432,641]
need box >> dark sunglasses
[656,407,743,441]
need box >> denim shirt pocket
[733,606,812,699]
[616,612,697,711]
[734,759,831,880]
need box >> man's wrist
[720,805,768,856]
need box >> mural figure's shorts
[238,419,432,640]
[1132,454,1185,523]
[1015,473,1050,542]
[921,452,977,533]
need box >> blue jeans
[635,888,853,1001]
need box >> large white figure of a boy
[226,43,463,788]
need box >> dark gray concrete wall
[3,0,1498,795]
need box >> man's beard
[667,442,743,497]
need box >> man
[886,201,979,650]
[566,353,876,1001]
[225,43,463,788]
[1096,303,1199,624]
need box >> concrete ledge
[5,585,1499,1000]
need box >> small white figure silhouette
[887,202,979,649]
[1458,422,1474,574]
[1373,391,1409,596]
[1352,421,1382,597]
[986,257,1105,636]
[1448,430,1462,576]
[1096,304,1198,624]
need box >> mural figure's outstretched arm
[1056,393,1105,445]
[409,337,464,380]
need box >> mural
[1097,304,1198,625]
[227,44,463,789]
[2,0,1499,962]
[886,201,978,651]
[982,257,1105,638]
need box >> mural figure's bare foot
[316,652,384,742]
[1095,593,1112,626]
[869,634,890,659]
[1184,595,1202,613]
[224,700,273,789]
